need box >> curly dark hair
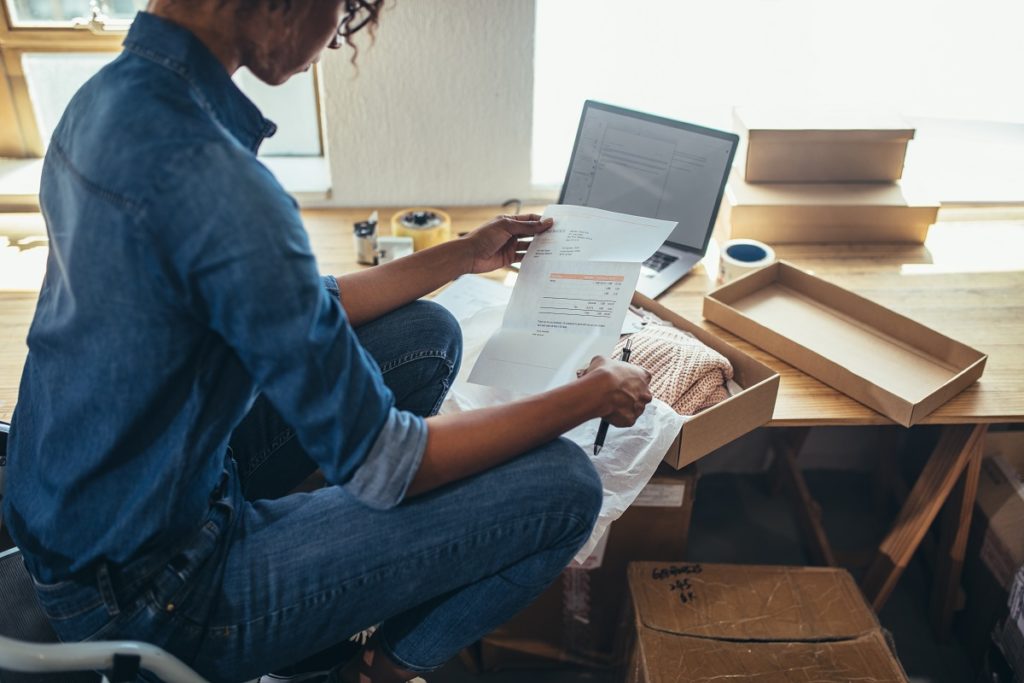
[331,0,386,66]
[229,0,386,65]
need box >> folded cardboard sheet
[632,292,779,468]
[703,262,986,427]
[718,168,939,243]
[734,107,916,182]
[623,562,909,682]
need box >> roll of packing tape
[719,238,776,283]
[391,208,452,251]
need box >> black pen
[593,338,633,455]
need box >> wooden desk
[660,213,1024,636]
[2,206,1023,634]
[651,212,1024,635]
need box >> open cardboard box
[703,261,987,427]
[621,562,909,682]
[631,292,779,468]
[734,107,916,183]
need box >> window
[7,0,142,24]
[533,0,1024,202]
[1,1,324,166]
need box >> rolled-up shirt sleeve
[321,272,425,508]
[322,274,341,299]
[343,408,427,509]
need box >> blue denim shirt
[4,12,427,582]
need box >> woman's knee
[358,299,463,376]
[406,300,463,368]
[366,300,464,416]
[523,438,603,542]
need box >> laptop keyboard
[642,251,679,273]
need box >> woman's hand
[461,213,554,274]
[580,355,654,427]
[413,350,653,498]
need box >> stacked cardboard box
[475,464,698,670]
[621,562,909,682]
[959,431,1024,664]
[718,108,938,243]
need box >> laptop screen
[558,101,738,254]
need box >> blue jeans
[30,301,602,682]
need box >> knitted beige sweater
[613,325,734,415]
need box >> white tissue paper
[436,283,686,566]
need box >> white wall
[318,0,536,207]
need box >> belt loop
[96,563,121,617]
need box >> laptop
[558,100,738,298]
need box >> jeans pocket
[144,519,220,618]
[36,592,124,643]
[32,576,106,622]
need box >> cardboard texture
[734,107,915,182]
[623,562,908,683]
[703,261,987,427]
[631,292,780,468]
[959,431,1024,664]
[717,168,939,243]
[478,465,697,670]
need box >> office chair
[0,421,211,683]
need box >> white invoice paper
[467,204,677,394]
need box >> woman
[3,1,653,681]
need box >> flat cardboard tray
[631,292,780,468]
[702,261,987,427]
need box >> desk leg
[773,428,837,567]
[929,425,985,637]
[861,424,986,613]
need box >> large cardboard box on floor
[622,562,909,682]
[703,261,986,427]
[959,430,1024,664]
[734,107,915,182]
[716,167,939,243]
[478,464,698,670]
[632,292,779,469]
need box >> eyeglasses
[327,0,379,50]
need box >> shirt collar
[122,12,277,152]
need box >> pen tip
[593,445,602,455]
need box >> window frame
[0,3,327,160]
[0,2,125,157]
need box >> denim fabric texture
[30,301,602,681]
[5,12,427,583]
